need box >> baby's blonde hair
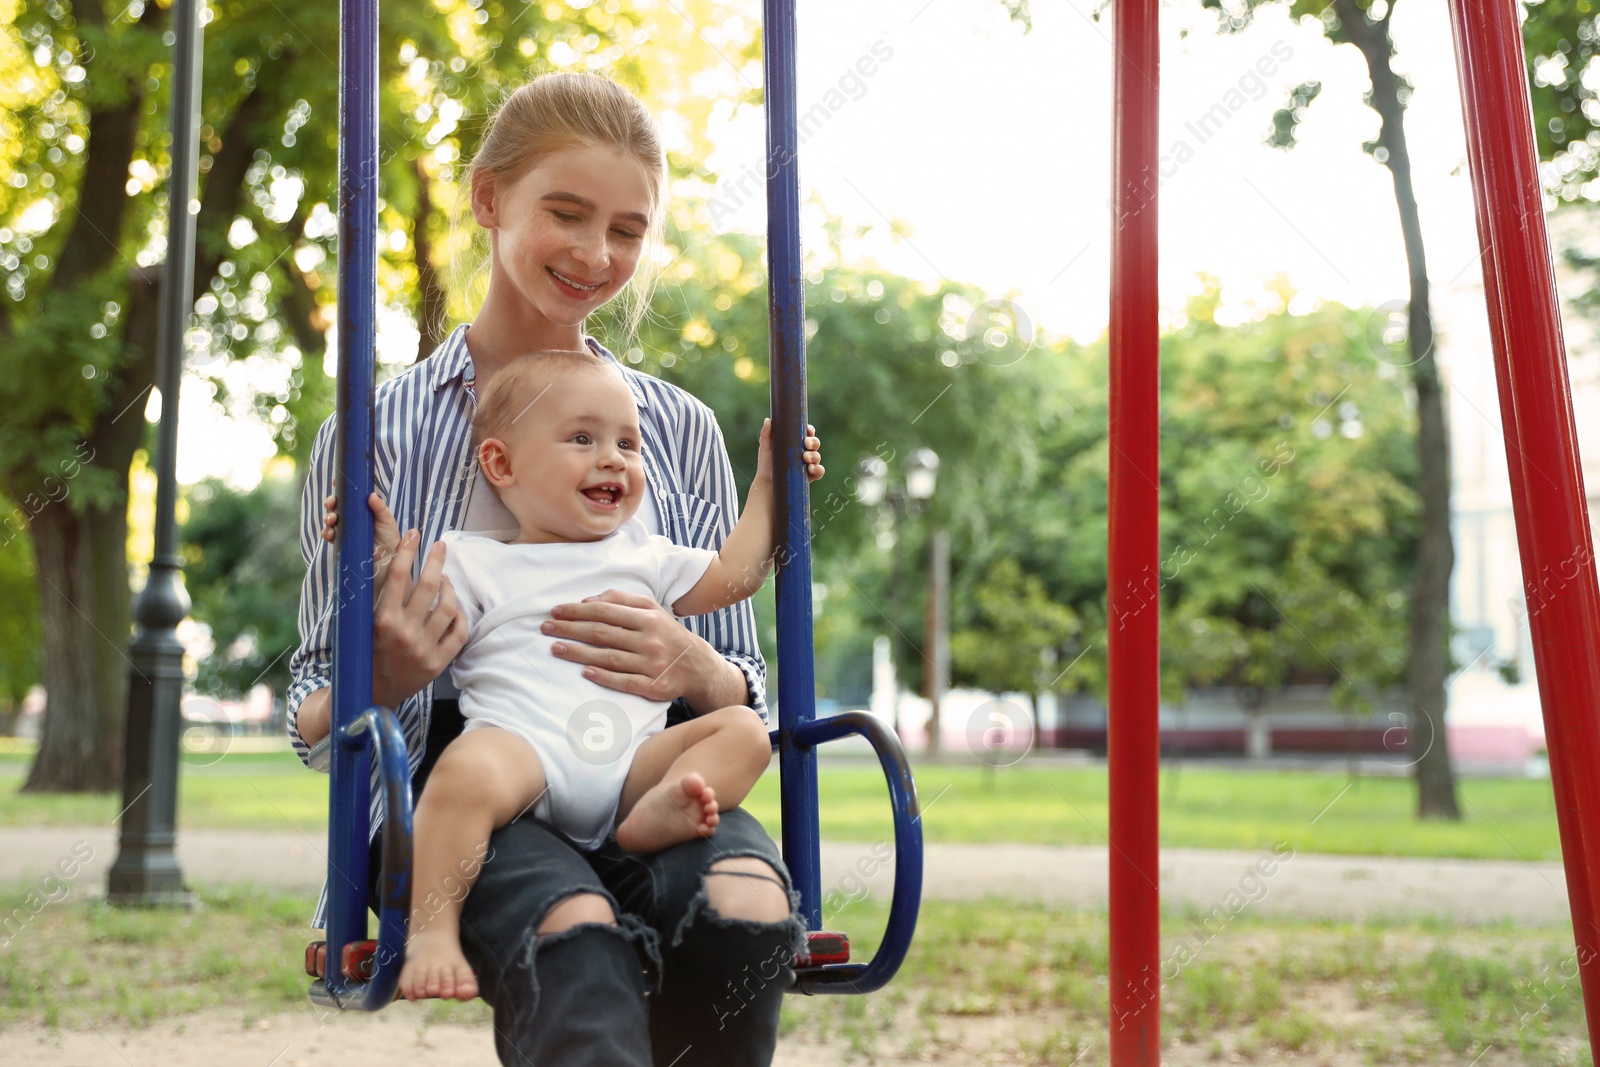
[452,72,666,347]
[471,349,618,459]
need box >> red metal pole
[1448,0,1600,1050]
[1108,0,1160,1061]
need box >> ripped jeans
[370,698,806,1067]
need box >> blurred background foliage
[0,0,1596,746]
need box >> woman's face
[475,143,654,328]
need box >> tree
[180,469,303,701]
[1,0,753,791]
[950,558,1079,696]
[599,210,1049,699]
[0,499,42,735]
[1522,0,1600,204]
[1196,0,1459,818]
[1524,3,1600,346]
[955,283,1417,724]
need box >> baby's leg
[401,726,546,1001]
[614,706,771,854]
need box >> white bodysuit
[439,520,717,849]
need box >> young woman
[287,71,808,1066]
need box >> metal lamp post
[107,0,202,908]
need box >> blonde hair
[451,72,666,348]
[471,349,617,459]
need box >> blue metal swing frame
[308,0,922,1010]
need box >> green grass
[747,759,1565,861]
[0,884,313,1028]
[1,882,1583,1065]
[782,898,1587,1065]
[0,750,328,832]
[0,749,1566,860]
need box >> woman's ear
[480,439,514,488]
[471,174,498,228]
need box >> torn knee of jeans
[515,887,624,970]
[670,854,806,956]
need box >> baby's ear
[479,439,514,487]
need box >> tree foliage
[0,0,758,788]
[0,506,42,733]
[945,283,1416,711]
[180,469,302,700]
[1523,0,1600,201]
[1199,0,1462,819]
[602,214,1046,693]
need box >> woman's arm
[684,400,772,716]
[285,417,341,767]
[297,686,332,747]
[286,417,468,766]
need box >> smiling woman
[285,71,806,1067]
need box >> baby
[360,349,823,1001]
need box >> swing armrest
[787,712,922,995]
[308,706,413,1010]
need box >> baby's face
[489,368,647,543]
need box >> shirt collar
[426,324,473,393]
[430,323,649,410]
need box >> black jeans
[370,698,805,1066]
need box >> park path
[0,1004,907,1067]
[0,825,1573,926]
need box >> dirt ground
[0,999,1573,1067]
[0,833,1579,1065]
[0,1004,931,1067]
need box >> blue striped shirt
[286,323,768,928]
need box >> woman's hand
[370,530,468,709]
[322,492,403,599]
[541,590,734,708]
[755,420,824,485]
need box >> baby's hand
[320,492,406,593]
[756,419,825,485]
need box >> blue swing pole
[307,0,413,1010]
[762,0,823,929]
[762,0,922,995]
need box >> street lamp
[854,449,946,751]
[108,0,201,908]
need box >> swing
[303,0,923,1010]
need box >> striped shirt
[285,323,768,928]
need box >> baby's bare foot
[399,925,479,1001]
[616,772,720,853]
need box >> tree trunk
[1337,0,1460,819]
[22,268,159,792]
[15,1,164,791]
[23,496,130,792]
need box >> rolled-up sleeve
[285,414,339,768]
[684,400,770,721]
